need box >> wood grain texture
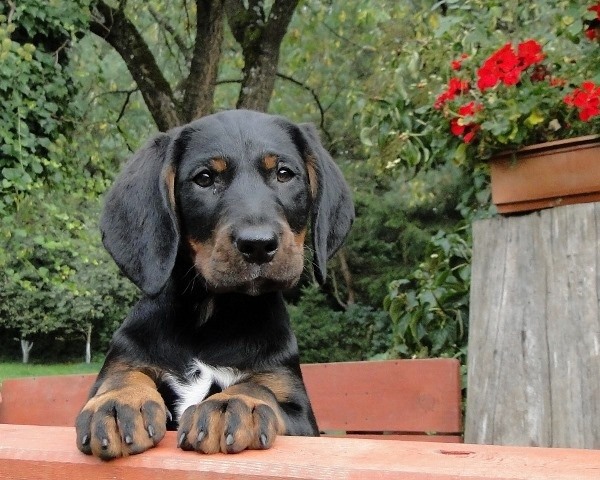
[1,424,600,480]
[465,202,600,447]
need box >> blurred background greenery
[1,1,596,376]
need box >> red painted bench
[0,359,462,442]
[3,360,600,479]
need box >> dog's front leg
[75,366,167,460]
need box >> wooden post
[465,202,600,448]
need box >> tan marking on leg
[95,370,158,396]
[250,372,294,403]
[78,367,167,459]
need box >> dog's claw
[147,424,155,438]
[260,433,267,447]
[178,432,186,448]
[81,434,90,446]
[225,433,234,446]
[101,438,109,449]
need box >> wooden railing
[2,424,599,479]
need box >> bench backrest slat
[0,359,462,441]
[0,374,95,427]
[300,359,462,437]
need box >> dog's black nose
[235,227,279,264]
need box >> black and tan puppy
[75,110,354,459]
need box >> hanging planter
[489,134,600,214]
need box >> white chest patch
[166,360,247,420]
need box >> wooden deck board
[1,424,599,479]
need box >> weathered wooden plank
[1,424,600,479]
[301,359,462,435]
[466,202,600,448]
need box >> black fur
[76,109,354,458]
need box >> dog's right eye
[193,170,214,188]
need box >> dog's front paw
[75,383,167,460]
[177,392,282,454]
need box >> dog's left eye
[193,170,214,188]
[276,167,295,183]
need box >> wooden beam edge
[2,425,600,479]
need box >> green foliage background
[1,0,596,366]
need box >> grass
[0,362,102,383]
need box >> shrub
[289,285,390,363]
[384,226,471,364]
[0,191,137,362]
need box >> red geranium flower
[435,77,470,109]
[586,3,600,40]
[458,101,483,116]
[451,53,469,71]
[564,81,600,121]
[450,102,483,143]
[477,43,520,90]
[476,40,545,91]
[463,126,480,144]
[517,40,545,68]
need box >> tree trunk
[90,0,181,131]
[181,0,225,122]
[20,339,33,364]
[89,0,298,129]
[226,0,299,112]
[465,202,600,448]
[85,324,92,364]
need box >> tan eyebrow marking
[209,157,227,173]
[262,154,278,171]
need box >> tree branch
[7,0,16,23]
[148,5,191,60]
[275,73,330,140]
[90,0,181,131]
[115,88,137,124]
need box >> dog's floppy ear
[100,131,180,297]
[298,123,355,284]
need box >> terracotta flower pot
[490,134,600,214]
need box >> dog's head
[100,110,354,297]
